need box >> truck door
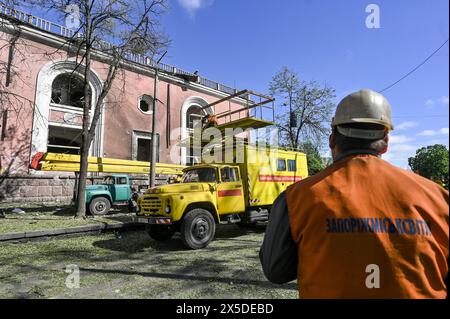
[113,176,131,202]
[216,166,245,214]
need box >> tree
[28,0,169,217]
[408,144,449,190]
[269,67,335,150]
[299,141,326,175]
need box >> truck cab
[86,174,133,215]
[135,164,247,249]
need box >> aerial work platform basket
[178,89,276,149]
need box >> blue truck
[85,174,138,215]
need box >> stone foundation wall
[0,174,169,203]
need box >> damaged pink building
[0,6,255,202]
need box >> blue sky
[163,0,449,168]
[21,0,449,168]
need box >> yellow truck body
[136,145,308,249]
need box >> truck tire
[181,208,216,250]
[89,197,111,216]
[147,225,175,241]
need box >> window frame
[220,166,240,183]
[288,159,297,172]
[132,131,159,162]
[138,95,154,115]
[276,158,287,172]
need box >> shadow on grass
[104,214,134,223]
[79,267,297,291]
[1,203,75,215]
[92,235,154,253]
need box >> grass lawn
[0,202,133,234]
[0,225,298,299]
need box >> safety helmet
[332,89,394,139]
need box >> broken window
[47,125,81,154]
[133,131,159,162]
[51,73,90,108]
[138,95,153,114]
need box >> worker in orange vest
[260,89,449,298]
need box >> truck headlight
[146,187,161,194]
[165,199,171,213]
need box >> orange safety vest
[286,154,449,299]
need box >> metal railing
[0,4,239,95]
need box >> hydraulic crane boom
[30,152,185,176]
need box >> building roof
[0,4,239,96]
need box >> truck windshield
[182,168,217,183]
[102,176,114,185]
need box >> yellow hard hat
[332,89,394,139]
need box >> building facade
[0,7,251,202]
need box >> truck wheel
[147,225,175,241]
[89,197,111,216]
[181,208,216,250]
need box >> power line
[379,38,449,93]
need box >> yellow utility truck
[135,90,308,249]
[135,145,307,249]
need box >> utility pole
[149,51,167,188]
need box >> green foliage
[299,141,326,175]
[408,144,449,189]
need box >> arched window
[187,105,204,132]
[51,73,90,108]
[186,105,205,165]
[138,95,154,114]
[48,73,89,154]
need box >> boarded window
[288,159,297,172]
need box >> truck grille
[141,196,162,213]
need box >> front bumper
[132,216,172,225]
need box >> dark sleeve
[259,191,298,284]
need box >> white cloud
[178,0,212,15]
[395,121,419,130]
[389,135,414,144]
[417,128,448,137]
[385,129,449,169]
[425,99,435,107]
[425,96,449,107]
[383,143,418,168]
[417,130,437,137]
[439,96,449,105]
